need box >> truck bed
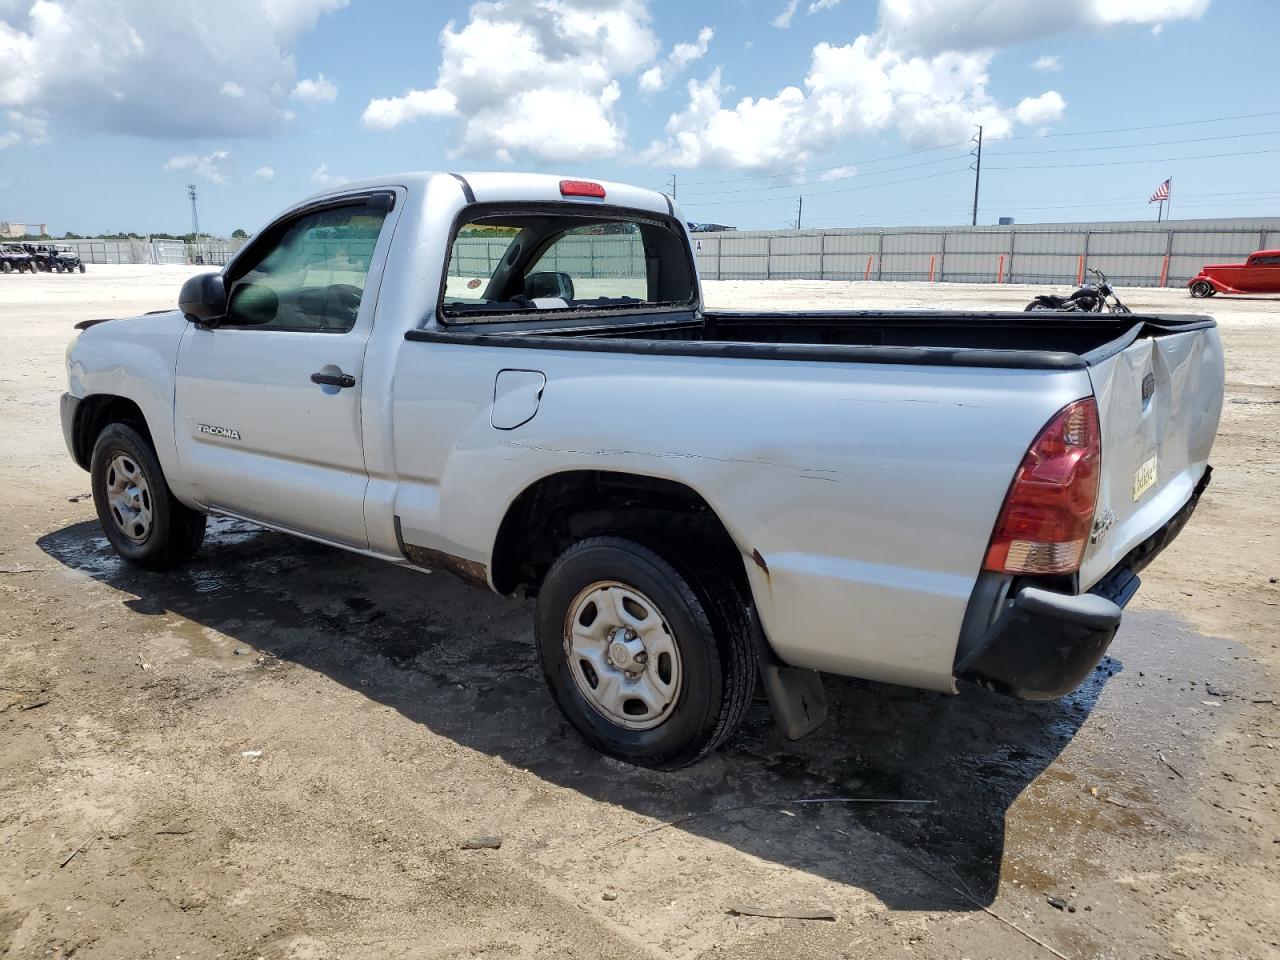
[410,310,1215,370]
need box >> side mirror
[524,271,575,301]
[179,272,227,325]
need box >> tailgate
[1078,324,1224,590]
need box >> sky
[1,0,1278,236]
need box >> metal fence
[450,234,646,279]
[690,217,1280,287]
[59,237,246,266]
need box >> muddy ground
[1,267,1277,960]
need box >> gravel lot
[1,266,1277,959]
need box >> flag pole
[1166,176,1172,220]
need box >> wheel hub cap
[104,453,153,544]
[564,581,682,731]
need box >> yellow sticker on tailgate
[1132,455,1158,502]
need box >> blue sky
[1,0,1277,236]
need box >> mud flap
[750,609,828,740]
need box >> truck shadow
[39,517,1118,911]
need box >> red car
[1188,249,1280,297]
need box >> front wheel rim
[104,452,154,543]
[563,580,683,731]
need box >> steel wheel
[564,580,683,730]
[1189,280,1213,298]
[104,452,154,543]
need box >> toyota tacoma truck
[60,173,1224,768]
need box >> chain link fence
[55,237,247,266]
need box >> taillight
[984,398,1101,576]
[560,179,606,198]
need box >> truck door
[174,193,396,548]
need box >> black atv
[0,244,35,273]
[21,243,85,273]
[51,245,85,273]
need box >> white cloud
[253,165,275,180]
[311,162,349,187]
[262,0,348,36]
[1014,89,1065,126]
[1151,22,1164,34]
[292,72,337,102]
[639,26,712,93]
[809,0,842,10]
[362,0,659,163]
[1031,54,1061,71]
[818,164,857,182]
[646,40,1020,171]
[879,0,1209,54]
[0,0,344,141]
[164,149,232,185]
[0,109,49,147]
[773,0,800,28]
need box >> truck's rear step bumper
[959,466,1211,700]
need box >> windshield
[442,210,694,321]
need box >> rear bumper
[959,466,1211,700]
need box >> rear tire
[90,423,206,571]
[0,262,10,274]
[1189,280,1214,299]
[1025,300,1054,311]
[535,536,755,769]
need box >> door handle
[311,371,356,388]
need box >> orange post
[864,255,873,281]
[928,255,936,283]
[1158,255,1170,288]
[997,255,1005,284]
[1076,255,1085,285]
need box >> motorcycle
[1025,268,1132,314]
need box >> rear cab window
[441,208,695,323]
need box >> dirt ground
[1,266,1277,960]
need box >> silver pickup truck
[61,172,1224,768]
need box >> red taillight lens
[559,179,606,198]
[984,398,1101,575]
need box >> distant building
[998,216,1015,225]
[0,221,49,238]
[687,222,737,233]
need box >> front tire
[90,423,206,570]
[1189,280,1214,298]
[536,536,755,769]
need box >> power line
[986,129,1280,157]
[987,146,1280,170]
[679,150,970,198]
[997,109,1280,142]
[676,140,968,188]
[680,167,972,207]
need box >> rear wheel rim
[563,580,683,731]
[104,453,154,544]
[1191,281,1211,298]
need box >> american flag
[1149,179,1170,203]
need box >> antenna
[187,184,201,239]
[666,173,677,199]
[970,125,983,226]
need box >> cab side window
[225,203,388,332]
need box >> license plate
[1132,455,1158,501]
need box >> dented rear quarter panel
[389,339,1094,692]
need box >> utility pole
[795,195,803,230]
[666,173,677,199]
[187,184,201,239]
[970,125,983,226]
